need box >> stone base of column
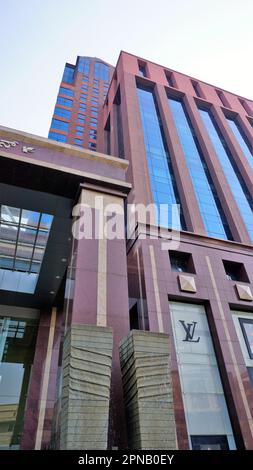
[60,324,113,450]
[119,330,177,450]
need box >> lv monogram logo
[179,320,200,343]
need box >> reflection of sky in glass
[243,322,253,354]
[226,118,253,170]
[0,363,24,405]
[0,205,53,274]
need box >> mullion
[12,210,22,271]
[28,212,42,274]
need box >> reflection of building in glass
[0,206,53,293]
[0,51,253,450]
[0,404,18,447]
[0,314,38,449]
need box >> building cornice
[0,125,129,170]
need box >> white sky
[0,0,252,138]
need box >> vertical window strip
[226,117,253,170]
[168,98,232,240]
[137,86,186,230]
[199,109,253,241]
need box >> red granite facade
[0,51,252,451]
[48,57,114,152]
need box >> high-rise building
[0,51,252,451]
[48,56,114,151]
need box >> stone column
[60,186,130,448]
[119,330,176,450]
[60,324,113,450]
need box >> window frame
[239,318,253,359]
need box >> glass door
[0,314,38,449]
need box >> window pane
[20,210,40,227]
[199,109,253,241]
[137,87,185,229]
[168,98,232,240]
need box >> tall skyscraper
[48,56,114,151]
[0,51,252,451]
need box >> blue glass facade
[137,87,185,229]
[59,87,74,97]
[48,132,67,142]
[62,65,74,84]
[51,119,69,131]
[77,57,90,75]
[94,62,109,81]
[74,138,83,146]
[56,96,72,107]
[226,117,253,170]
[54,107,71,119]
[199,109,253,241]
[168,98,232,240]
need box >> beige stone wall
[119,330,177,450]
[60,324,113,450]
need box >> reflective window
[138,64,147,77]
[62,65,74,84]
[77,57,90,75]
[239,318,253,359]
[51,119,69,131]
[89,142,96,150]
[77,118,85,124]
[54,107,71,119]
[59,87,74,97]
[74,138,83,146]
[48,132,67,142]
[232,311,253,385]
[168,98,232,239]
[191,80,202,98]
[226,117,253,170]
[199,109,253,241]
[56,96,72,108]
[0,313,38,449]
[0,206,53,293]
[137,86,185,229]
[191,435,229,450]
[170,302,236,450]
[165,71,175,88]
[94,62,109,81]
[89,130,97,140]
[77,114,85,120]
[76,125,84,131]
